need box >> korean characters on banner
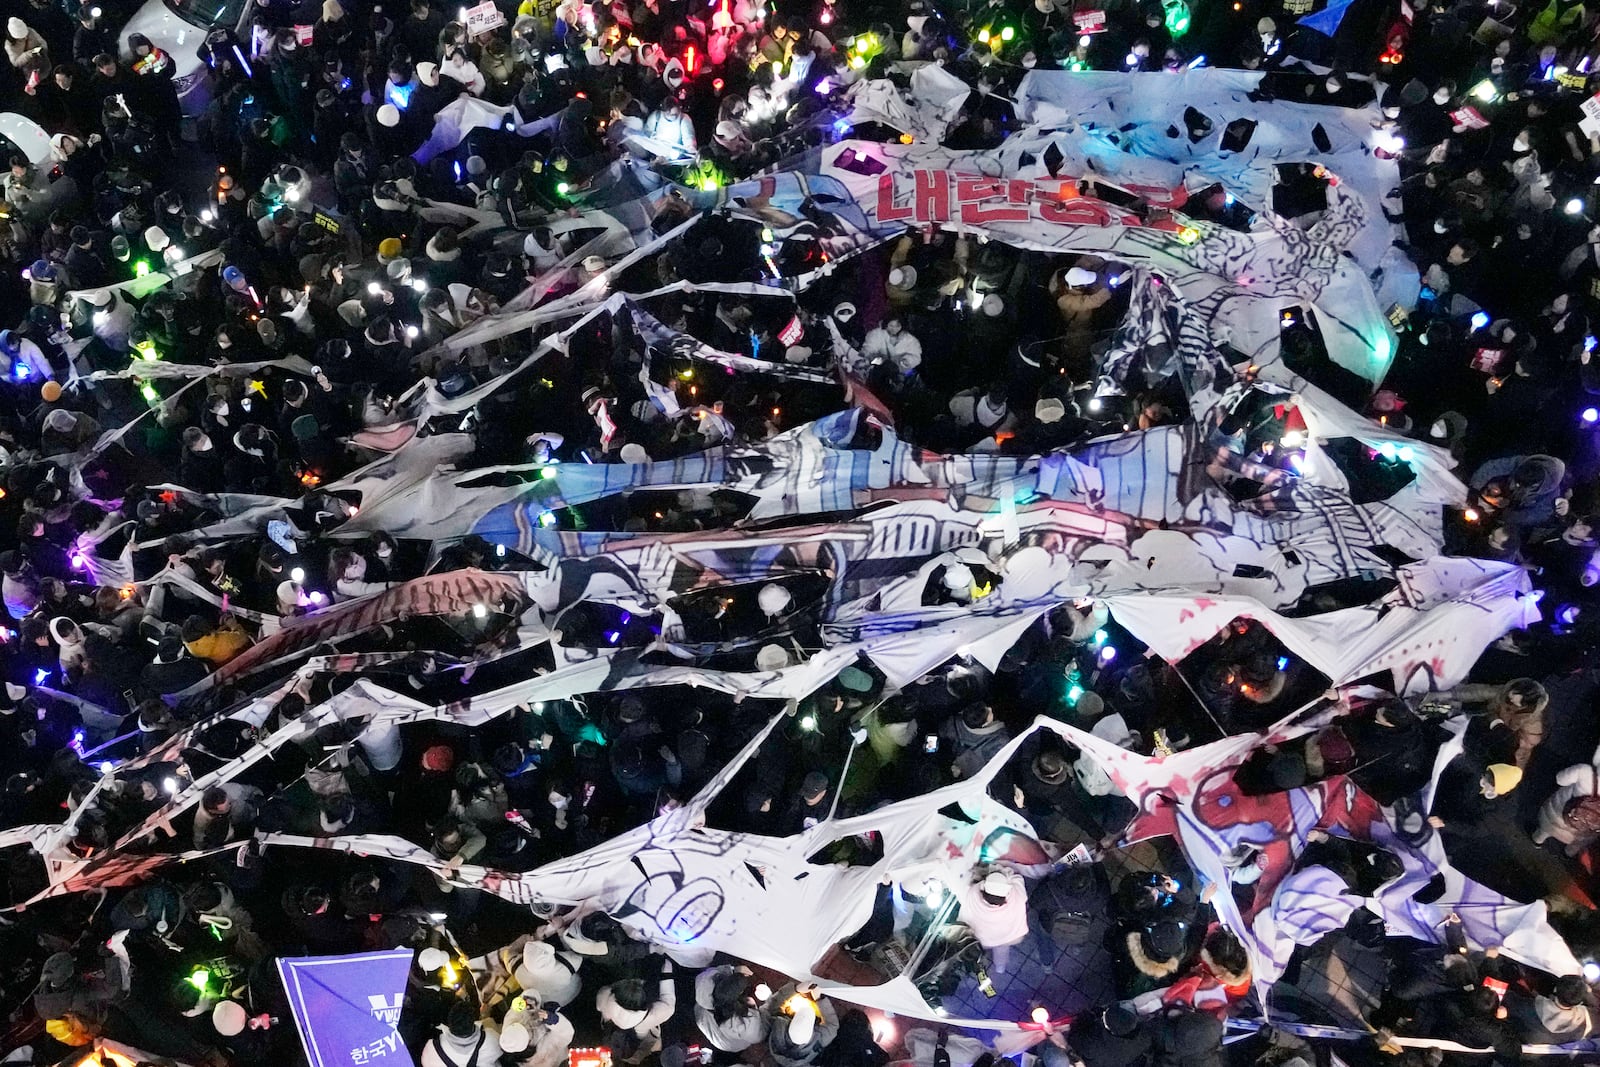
[870,169,1188,233]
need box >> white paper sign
[465,1,506,35]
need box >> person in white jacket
[421,1004,501,1067]
[860,316,922,373]
[0,330,54,381]
[514,939,584,1008]
[596,961,676,1058]
[959,868,1030,973]
[693,964,768,1053]
[1535,760,1600,855]
[498,1003,573,1067]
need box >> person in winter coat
[1470,454,1567,538]
[860,316,923,374]
[1162,925,1251,1013]
[49,617,88,674]
[693,964,768,1053]
[944,703,1010,780]
[499,1002,573,1067]
[32,949,126,1032]
[421,1003,503,1067]
[2,551,41,619]
[1535,759,1600,855]
[5,18,49,78]
[767,988,840,1067]
[1490,678,1548,770]
[181,613,252,665]
[1427,761,1523,833]
[1124,918,1191,998]
[139,635,211,698]
[41,408,101,455]
[514,939,584,1008]
[192,783,263,848]
[1511,975,1595,1043]
[596,961,676,1058]
[1051,260,1114,360]
[1150,1007,1224,1067]
[959,867,1029,972]
[1049,1005,1151,1067]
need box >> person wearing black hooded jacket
[1150,1008,1223,1067]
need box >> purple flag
[278,949,417,1067]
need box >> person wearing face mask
[1527,510,1600,601]
[179,425,228,494]
[364,534,402,583]
[1423,411,1470,466]
[1391,80,1453,155]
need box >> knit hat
[1032,750,1070,785]
[41,952,74,985]
[837,666,873,693]
[213,1000,248,1036]
[942,562,973,591]
[44,408,74,433]
[887,265,917,290]
[417,61,440,85]
[786,1002,817,1045]
[981,870,1013,898]
[1036,397,1067,423]
[498,1022,530,1053]
[1487,763,1522,794]
[7,18,28,38]
[144,226,170,252]
[1146,919,1186,961]
[1074,691,1105,719]
[377,103,401,127]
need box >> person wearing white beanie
[959,867,1029,972]
[5,18,47,74]
[498,1003,573,1067]
[512,939,583,1007]
[766,986,840,1067]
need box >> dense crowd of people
[3,0,1600,1061]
